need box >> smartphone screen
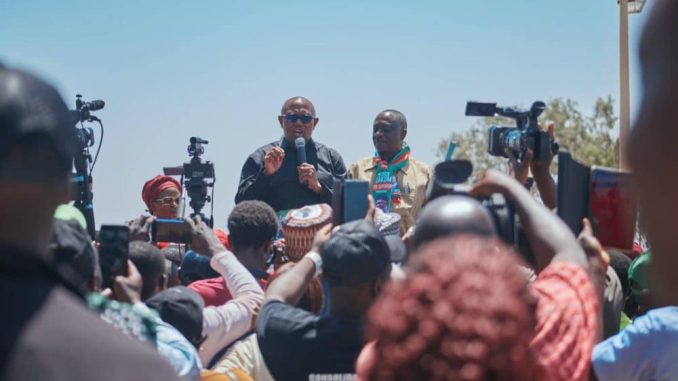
[99,225,129,289]
[343,180,369,223]
[590,167,636,250]
[332,179,369,225]
[152,218,192,244]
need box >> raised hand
[263,146,285,176]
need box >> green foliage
[437,97,619,179]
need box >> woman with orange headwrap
[142,175,182,219]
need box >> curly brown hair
[360,235,539,381]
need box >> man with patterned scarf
[348,110,432,236]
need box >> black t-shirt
[0,246,181,381]
[256,300,364,381]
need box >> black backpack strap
[206,330,254,369]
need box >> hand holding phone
[99,225,130,290]
[152,218,192,244]
[184,215,225,257]
[332,179,370,225]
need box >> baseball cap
[48,218,98,287]
[629,251,652,296]
[0,67,76,176]
[180,250,219,284]
[321,220,391,287]
[384,234,406,263]
[146,286,205,344]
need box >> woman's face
[151,187,180,219]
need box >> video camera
[71,94,105,239]
[155,137,215,243]
[426,160,530,257]
[183,137,215,225]
[465,100,557,161]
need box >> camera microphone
[295,137,307,165]
[81,100,105,112]
[190,137,209,145]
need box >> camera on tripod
[465,100,557,161]
[71,94,105,238]
[154,137,216,243]
[183,137,215,223]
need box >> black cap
[49,218,98,287]
[180,250,219,284]
[384,235,406,263]
[146,286,205,344]
[321,220,391,287]
[0,67,75,175]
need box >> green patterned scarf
[372,143,410,213]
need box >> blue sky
[0,0,652,229]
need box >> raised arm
[184,216,264,364]
[471,169,586,271]
[264,224,331,306]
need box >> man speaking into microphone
[235,96,347,212]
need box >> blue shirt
[592,306,678,381]
[134,303,203,381]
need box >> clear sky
[0,0,653,230]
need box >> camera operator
[376,170,603,381]
[506,122,557,210]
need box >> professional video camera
[183,137,215,225]
[426,160,531,258]
[465,100,557,161]
[71,94,105,238]
[154,137,216,244]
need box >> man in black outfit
[256,220,392,380]
[235,96,347,212]
[0,66,180,381]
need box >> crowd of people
[2,2,678,380]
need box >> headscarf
[141,175,181,212]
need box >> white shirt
[198,250,264,365]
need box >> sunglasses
[283,114,314,124]
[155,197,180,206]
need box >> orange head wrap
[142,175,181,212]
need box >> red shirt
[189,274,268,307]
[531,262,599,381]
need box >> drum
[282,203,333,261]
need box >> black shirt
[256,300,364,381]
[0,246,181,381]
[235,138,347,212]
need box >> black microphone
[81,100,105,112]
[295,137,308,186]
[295,137,307,165]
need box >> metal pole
[619,0,631,170]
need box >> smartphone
[152,218,192,244]
[99,225,129,289]
[332,179,369,224]
[590,167,636,250]
[557,151,591,236]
